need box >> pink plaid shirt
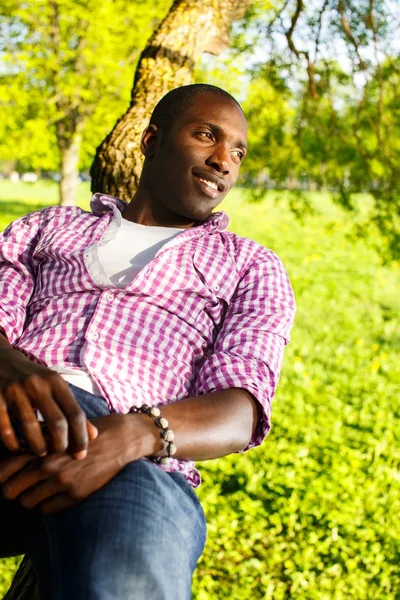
[0,193,295,486]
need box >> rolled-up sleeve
[194,250,296,450]
[0,212,43,344]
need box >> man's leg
[30,461,206,600]
[24,385,207,600]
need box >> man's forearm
[0,390,260,514]
[126,388,260,463]
[1,327,260,464]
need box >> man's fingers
[18,478,62,509]
[87,421,98,441]
[6,385,47,457]
[24,375,69,453]
[0,391,19,452]
[2,373,94,459]
[74,422,98,458]
[0,454,34,484]
[50,378,89,456]
[40,494,77,515]
[1,457,43,500]
[25,374,92,457]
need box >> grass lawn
[0,181,399,599]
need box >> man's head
[132,84,248,227]
[148,84,244,136]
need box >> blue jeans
[0,385,207,599]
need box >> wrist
[124,412,164,463]
[128,405,177,465]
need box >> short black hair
[149,83,244,133]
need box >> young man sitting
[0,84,295,599]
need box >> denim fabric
[0,384,207,599]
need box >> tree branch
[337,0,367,69]
[284,0,317,98]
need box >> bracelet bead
[158,417,169,429]
[162,429,175,442]
[169,443,177,456]
[129,404,176,465]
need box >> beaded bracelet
[129,404,177,465]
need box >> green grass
[0,182,399,599]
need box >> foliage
[0,183,399,598]
[0,0,172,172]
[242,75,299,189]
[293,57,400,261]
[198,0,400,259]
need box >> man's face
[142,92,248,224]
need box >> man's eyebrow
[191,120,248,150]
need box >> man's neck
[123,192,195,229]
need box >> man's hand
[0,413,161,514]
[0,341,98,459]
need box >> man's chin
[182,198,224,223]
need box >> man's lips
[192,170,226,198]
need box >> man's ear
[141,124,159,158]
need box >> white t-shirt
[55,218,183,394]
[98,218,183,287]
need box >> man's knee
[30,462,206,599]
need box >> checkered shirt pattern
[0,193,296,486]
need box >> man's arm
[132,387,259,462]
[0,387,257,514]
[0,210,98,458]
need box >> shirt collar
[90,192,230,232]
[90,192,127,216]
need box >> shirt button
[105,292,114,302]
[90,331,100,341]
[213,284,220,292]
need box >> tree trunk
[58,130,83,207]
[90,0,252,201]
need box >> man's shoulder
[35,204,91,221]
[18,205,95,230]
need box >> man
[0,84,295,599]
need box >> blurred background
[0,1,399,598]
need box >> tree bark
[58,130,83,206]
[90,0,252,201]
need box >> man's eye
[234,150,244,160]
[198,131,213,140]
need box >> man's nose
[205,147,230,175]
